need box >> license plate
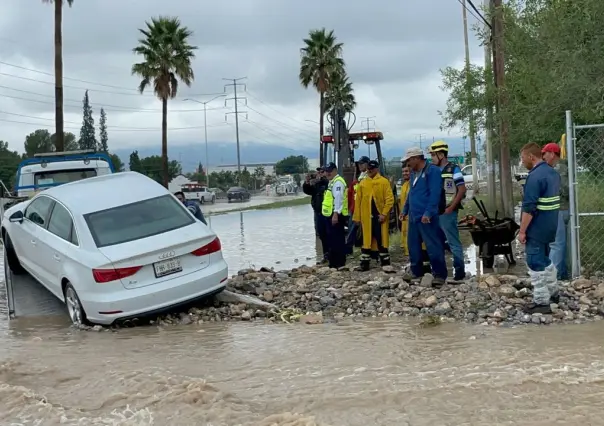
[153,258,183,278]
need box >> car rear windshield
[34,168,97,186]
[84,194,195,247]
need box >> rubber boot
[360,250,371,272]
[524,268,552,314]
[379,251,391,267]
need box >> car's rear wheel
[64,283,88,326]
[4,234,25,275]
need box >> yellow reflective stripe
[441,173,453,178]
[537,204,560,211]
[538,196,560,202]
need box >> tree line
[439,0,604,180]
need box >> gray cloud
[0,0,485,156]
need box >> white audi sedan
[1,172,229,326]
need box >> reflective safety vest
[537,195,560,211]
[322,175,349,217]
[441,162,463,210]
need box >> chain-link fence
[566,111,604,276]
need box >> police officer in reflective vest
[428,140,467,281]
[322,162,348,268]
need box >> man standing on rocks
[401,147,448,285]
[428,140,467,281]
[542,142,570,280]
[303,167,330,264]
[353,160,394,270]
[322,162,349,268]
[519,142,561,314]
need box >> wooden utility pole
[484,0,496,211]
[492,0,513,217]
[462,0,479,194]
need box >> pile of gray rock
[104,265,604,330]
[213,265,604,326]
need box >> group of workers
[304,139,569,315]
[303,141,469,285]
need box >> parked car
[227,187,251,202]
[180,183,215,204]
[1,172,228,326]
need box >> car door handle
[53,254,61,262]
[30,239,36,246]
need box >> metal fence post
[566,110,580,277]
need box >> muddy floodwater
[3,204,597,426]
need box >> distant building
[168,174,191,193]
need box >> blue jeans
[408,217,448,280]
[525,238,552,272]
[549,210,569,280]
[439,210,465,277]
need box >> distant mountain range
[113,137,468,173]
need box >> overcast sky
[0,0,485,156]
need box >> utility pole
[462,0,479,194]
[360,116,376,157]
[416,133,427,150]
[223,77,247,182]
[484,0,496,211]
[492,0,513,217]
[184,94,226,188]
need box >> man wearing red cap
[542,142,569,281]
[518,142,561,314]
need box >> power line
[246,90,315,129]
[455,0,491,28]
[0,86,228,113]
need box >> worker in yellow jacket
[398,162,431,273]
[353,160,394,270]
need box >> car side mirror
[9,210,23,223]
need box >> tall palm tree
[42,0,74,152]
[324,70,356,118]
[132,17,197,188]
[299,28,344,165]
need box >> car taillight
[92,266,142,283]
[191,237,221,256]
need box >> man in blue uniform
[518,142,561,314]
[428,140,467,281]
[401,147,448,286]
[175,191,208,225]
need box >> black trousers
[314,211,329,259]
[326,214,347,268]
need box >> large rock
[215,290,276,310]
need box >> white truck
[180,183,216,204]
[1,150,114,218]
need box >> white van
[15,150,114,198]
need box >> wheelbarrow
[458,198,520,269]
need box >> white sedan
[1,172,229,326]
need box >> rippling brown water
[2,318,604,425]
[1,204,574,426]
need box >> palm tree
[299,28,344,165]
[324,69,356,119]
[42,0,74,152]
[132,17,197,188]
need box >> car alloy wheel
[65,285,85,326]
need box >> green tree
[0,141,23,191]
[129,150,142,172]
[109,153,124,172]
[299,28,345,165]
[275,155,309,175]
[41,0,74,152]
[98,107,108,152]
[24,129,53,157]
[324,69,356,117]
[79,90,97,150]
[51,132,78,151]
[131,17,197,188]
[136,155,182,184]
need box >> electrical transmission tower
[360,116,376,157]
[223,77,248,178]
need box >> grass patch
[207,196,310,216]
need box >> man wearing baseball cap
[542,142,569,280]
[303,166,330,263]
[400,147,448,285]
